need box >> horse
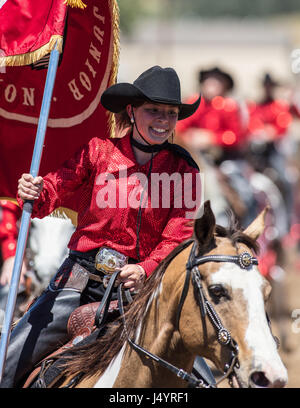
[28,216,75,290]
[27,201,288,388]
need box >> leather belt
[69,249,100,263]
[69,249,138,265]
[69,249,138,284]
[69,250,104,282]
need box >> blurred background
[118,0,300,96]
[116,0,300,388]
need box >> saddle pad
[67,300,119,343]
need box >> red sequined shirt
[17,134,200,276]
[247,99,293,140]
[176,95,246,148]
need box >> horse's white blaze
[93,344,126,388]
[210,263,288,383]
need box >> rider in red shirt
[246,73,295,208]
[176,67,246,163]
[0,200,20,262]
[0,200,27,288]
[1,66,201,387]
[247,73,293,142]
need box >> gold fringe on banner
[51,207,78,226]
[64,0,87,9]
[107,0,120,139]
[0,197,18,205]
[0,35,63,67]
[0,198,78,227]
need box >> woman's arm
[16,138,100,218]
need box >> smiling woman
[2,65,202,388]
[129,102,179,146]
[101,65,201,164]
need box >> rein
[117,283,211,388]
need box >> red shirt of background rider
[176,67,246,152]
[247,73,293,142]
[0,200,20,261]
[0,200,27,287]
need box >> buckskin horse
[25,201,288,388]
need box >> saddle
[22,299,120,388]
[22,270,125,388]
[66,300,119,347]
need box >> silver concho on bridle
[218,328,231,345]
[238,252,254,269]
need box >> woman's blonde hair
[115,100,145,131]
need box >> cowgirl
[1,66,201,387]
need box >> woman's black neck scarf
[130,133,199,169]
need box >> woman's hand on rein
[18,173,44,201]
[119,264,146,292]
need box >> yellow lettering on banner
[79,72,92,91]
[5,84,17,103]
[67,7,107,101]
[22,87,35,106]
[89,43,101,64]
[85,59,97,78]
[93,26,104,45]
[93,6,105,24]
[68,79,84,100]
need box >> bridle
[119,241,259,388]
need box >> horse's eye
[208,284,227,300]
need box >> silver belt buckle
[95,247,128,286]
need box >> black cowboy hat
[262,73,279,87]
[101,65,201,120]
[199,66,234,91]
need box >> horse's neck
[114,245,196,387]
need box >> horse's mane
[215,211,259,254]
[58,216,258,381]
[58,238,193,380]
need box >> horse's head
[178,201,288,388]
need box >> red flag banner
[0,0,66,67]
[0,0,119,223]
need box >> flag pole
[0,43,60,382]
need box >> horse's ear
[194,200,216,248]
[243,206,270,241]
